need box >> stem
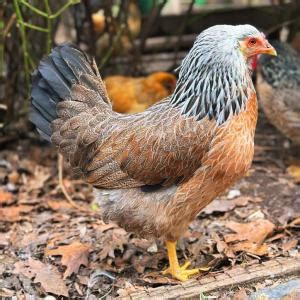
[99,24,126,69]
[49,0,80,19]
[21,21,49,32]
[0,12,4,77]
[13,0,30,93]
[19,0,48,17]
[43,0,52,53]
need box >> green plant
[13,0,80,95]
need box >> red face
[240,34,276,70]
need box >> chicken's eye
[248,38,257,47]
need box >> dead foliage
[0,117,299,298]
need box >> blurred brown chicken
[104,72,177,113]
[257,41,300,145]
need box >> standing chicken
[30,25,276,281]
[257,41,300,145]
[104,72,177,113]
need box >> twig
[58,153,93,214]
[20,21,49,32]
[99,23,126,69]
[133,0,167,72]
[3,13,16,38]
[265,16,300,36]
[43,0,52,54]
[13,0,31,93]
[173,0,196,68]
[139,0,167,54]
[83,0,96,56]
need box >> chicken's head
[239,31,276,71]
[170,24,277,125]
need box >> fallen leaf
[98,229,128,261]
[287,165,300,183]
[0,232,11,247]
[47,199,73,211]
[224,220,275,256]
[117,281,142,297]
[230,241,269,256]
[45,241,90,279]
[0,288,15,297]
[288,217,300,227]
[282,239,298,252]
[202,196,256,215]
[0,191,14,205]
[0,205,33,222]
[25,166,51,192]
[202,199,236,214]
[217,240,235,258]
[14,258,68,296]
[92,222,119,232]
[233,288,248,300]
[266,233,285,243]
[224,220,275,245]
[8,171,20,184]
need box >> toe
[162,267,170,275]
[181,261,191,270]
[185,268,199,276]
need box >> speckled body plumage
[96,93,257,240]
[257,41,300,145]
[31,25,260,243]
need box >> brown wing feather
[52,80,215,188]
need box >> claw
[163,240,210,282]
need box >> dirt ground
[0,111,299,299]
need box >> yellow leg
[162,240,200,281]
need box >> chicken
[104,72,177,113]
[30,25,276,281]
[257,41,300,145]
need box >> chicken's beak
[258,41,277,56]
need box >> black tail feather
[30,43,98,142]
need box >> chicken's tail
[30,43,111,142]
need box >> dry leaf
[203,199,236,214]
[14,258,68,296]
[0,205,33,222]
[26,166,51,192]
[8,171,20,184]
[233,288,248,300]
[225,220,275,245]
[282,239,298,252]
[202,196,256,215]
[287,165,300,183]
[224,220,275,256]
[45,241,90,278]
[47,199,73,211]
[288,217,300,227]
[0,191,14,205]
[230,241,269,256]
[92,222,119,232]
[0,232,10,247]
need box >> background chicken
[257,41,300,145]
[104,72,176,113]
[30,25,276,281]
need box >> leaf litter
[0,116,299,298]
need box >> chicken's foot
[163,240,207,281]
